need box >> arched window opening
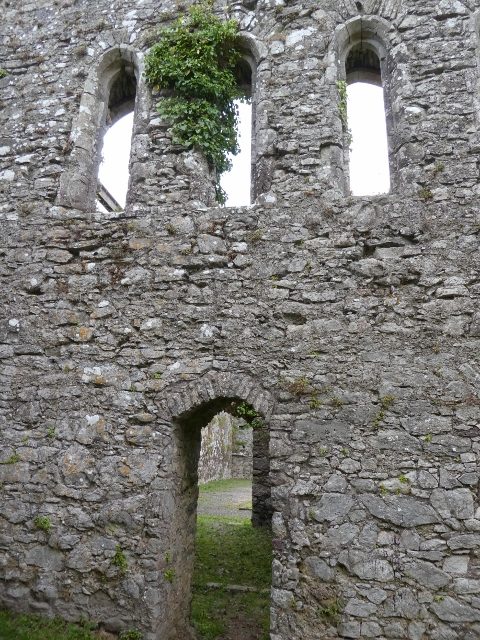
[345,43,390,196]
[220,101,252,207]
[96,62,136,212]
[220,58,254,207]
[174,399,271,639]
[97,113,134,212]
[56,46,141,212]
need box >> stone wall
[0,0,480,639]
[232,424,253,479]
[198,412,234,484]
[198,413,253,484]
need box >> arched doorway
[160,375,274,640]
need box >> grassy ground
[198,478,252,493]
[0,611,102,640]
[0,611,142,640]
[191,514,271,640]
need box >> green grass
[198,478,251,493]
[237,500,252,510]
[0,611,100,640]
[191,515,271,640]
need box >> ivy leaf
[144,1,247,203]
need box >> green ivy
[144,1,246,203]
[232,401,263,429]
[336,80,352,146]
[112,544,128,575]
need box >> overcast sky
[98,83,390,208]
[347,82,390,196]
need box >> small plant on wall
[232,401,264,429]
[336,80,352,146]
[145,1,247,203]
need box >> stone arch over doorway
[155,371,275,639]
[160,371,274,425]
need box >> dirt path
[197,479,252,519]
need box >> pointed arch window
[56,47,141,212]
[96,60,137,211]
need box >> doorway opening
[175,398,272,640]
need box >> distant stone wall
[198,414,254,483]
[198,413,234,484]
[232,425,253,479]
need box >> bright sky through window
[98,90,389,206]
[347,82,390,196]
[98,112,134,207]
[220,100,252,207]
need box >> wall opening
[97,113,134,211]
[56,46,141,212]
[96,62,136,212]
[345,43,390,196]
[173,398,271,639]
[220,58,254,207]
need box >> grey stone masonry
[197,412,253,483]
[1,0,480,639]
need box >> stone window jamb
[56,45,146,213]
[335,16,395,194]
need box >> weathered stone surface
[25,546,64,572]
[312,494,354,522]
[447,535,480,551]
[303,556,334,581]
[344,599,377,618]
[442,556,469,576]
[431,489,475,520]
[431,597,480,623]
[360,495,439,527]
[339,551,394,581]
[337,621,361,638]
[1,1,480,639]
[404,560,451,589]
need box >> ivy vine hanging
[145,2,247,203]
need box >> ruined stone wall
[232,424,253,479]
[198,413,234,484]
[197,413,253,484]
[1,0,480,639]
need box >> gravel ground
[197,479,252,519]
